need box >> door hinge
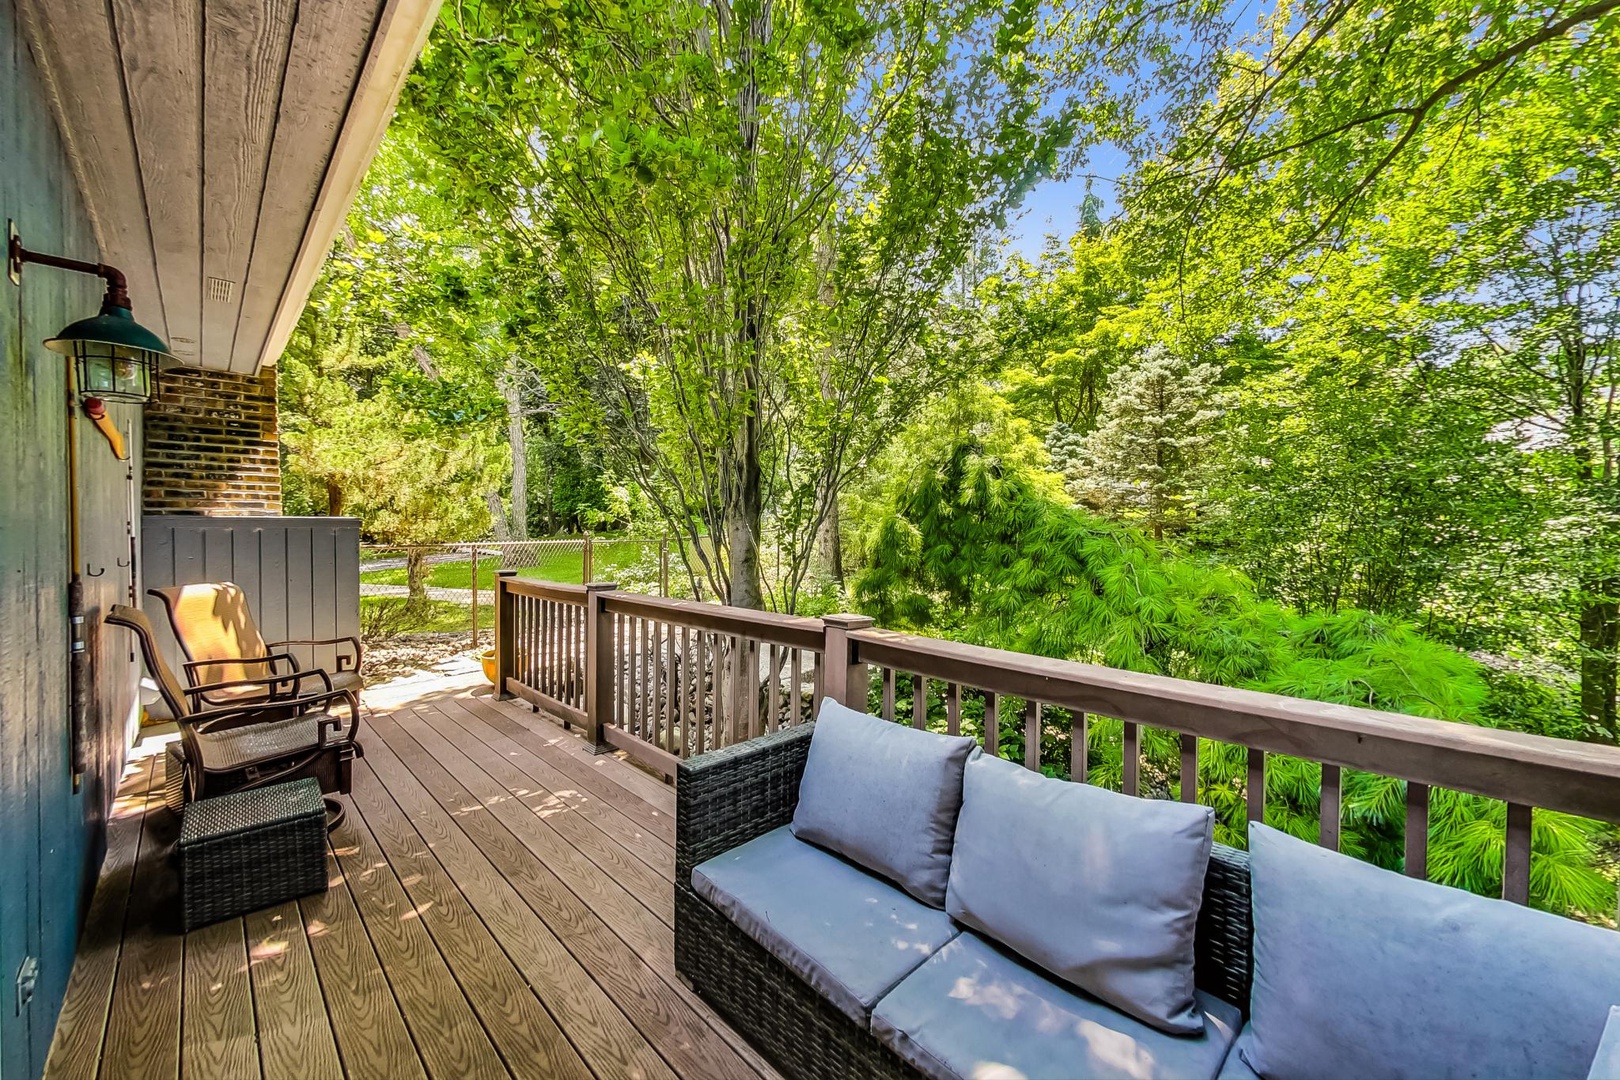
[15,955,38,1015]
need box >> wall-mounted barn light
[7,222,172,793]
[7,226,174,404]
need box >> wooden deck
[43,666,780,1080]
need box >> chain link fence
[359,537,683,648]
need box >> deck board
[45,670,779,1080]
[42,756,155,1079]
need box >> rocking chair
[148,581,364,708]
[107,604,363,829]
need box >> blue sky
[999,112,1141,260]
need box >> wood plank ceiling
[12,0,441,374]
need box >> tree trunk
[721,1,767,613]
[406,549,428,605]
[325,477,344,517]
[813,232,844,588]
[498,359,528,541]
[816,497,844,586]
[1580,577,1619,742]
[726,416,765,608]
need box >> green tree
[403,0,1108,609]
[1061,345,1227,541]
[854,414,1614,915]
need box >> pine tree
[1071,345,1226,541]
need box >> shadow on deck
[44,667,778,1080]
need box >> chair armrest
[184,668,334,702]
[675,724,814,887]
[183,652,301,683]
[269,636,363,672]
[188,687,359,736]
[1589,1006,1620,1080]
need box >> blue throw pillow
[1244,822,1620,1080]
[945,752,1216,1035]
[792,699,976,907]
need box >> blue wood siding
[1,4,143,1076]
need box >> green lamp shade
[45,303,173,403]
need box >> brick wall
[143,365,282,514]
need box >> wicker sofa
[676,705,1620,1080]
[675,719,1255,1080]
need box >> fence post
[659,537,669,596]
[495,570,517,699]
[821,613,875,716]
[469,544,480,651]
[583,581,618,754]
[583,534,594,583]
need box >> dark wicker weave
[179,777,328,931]
[675,724,1255,1080]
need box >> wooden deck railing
[495,574,1620,906]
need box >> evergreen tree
[1069,345,1227,540]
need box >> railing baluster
[1072,711,1088,783]
[621,614,632,733]
[812,651,824,708]
[547,599,557,698]
[642,617,652,739]
[677,626,689,756]
[532,596,542,694]
[522,595,533,688]
[665,623,676,752]
[767,643,780,731]
[1123,721,1140,797]
[571,601,582,709]
[1023,700,1040,771]
[946,682,960,736]
[1179,733,1197,803]
[1405,782,1429,879]
[1247,748,1266,825]
[882,667,895,721]
[1319,764,1341,851]
[732,634,745,744]
[912,674,927,730]
[696,631,709,755]
[984,692,999,758]
[747,637,758,738]
[514,594,525,687]
[1504,802,1531,905]
[712,634,727,748]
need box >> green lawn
[360,540,660,591]
[360,596,496,634]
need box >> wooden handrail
[600,591,825,651]
[499,576,588,603]
[850,628,1620,824]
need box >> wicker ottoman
[179,778,329,931]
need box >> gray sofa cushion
[792,699,976,907]
[691,825,959,1024]
[1590,1007,1620,1080]
[1243,822,1620,1080]
[946,751,1215,1034]
[872,932,1243,1080]
[1216,1029,1263,1080]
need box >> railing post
[582,533,594,584]
[582,581,618,754]
[495,570,517,699]
[821,614,874,715]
